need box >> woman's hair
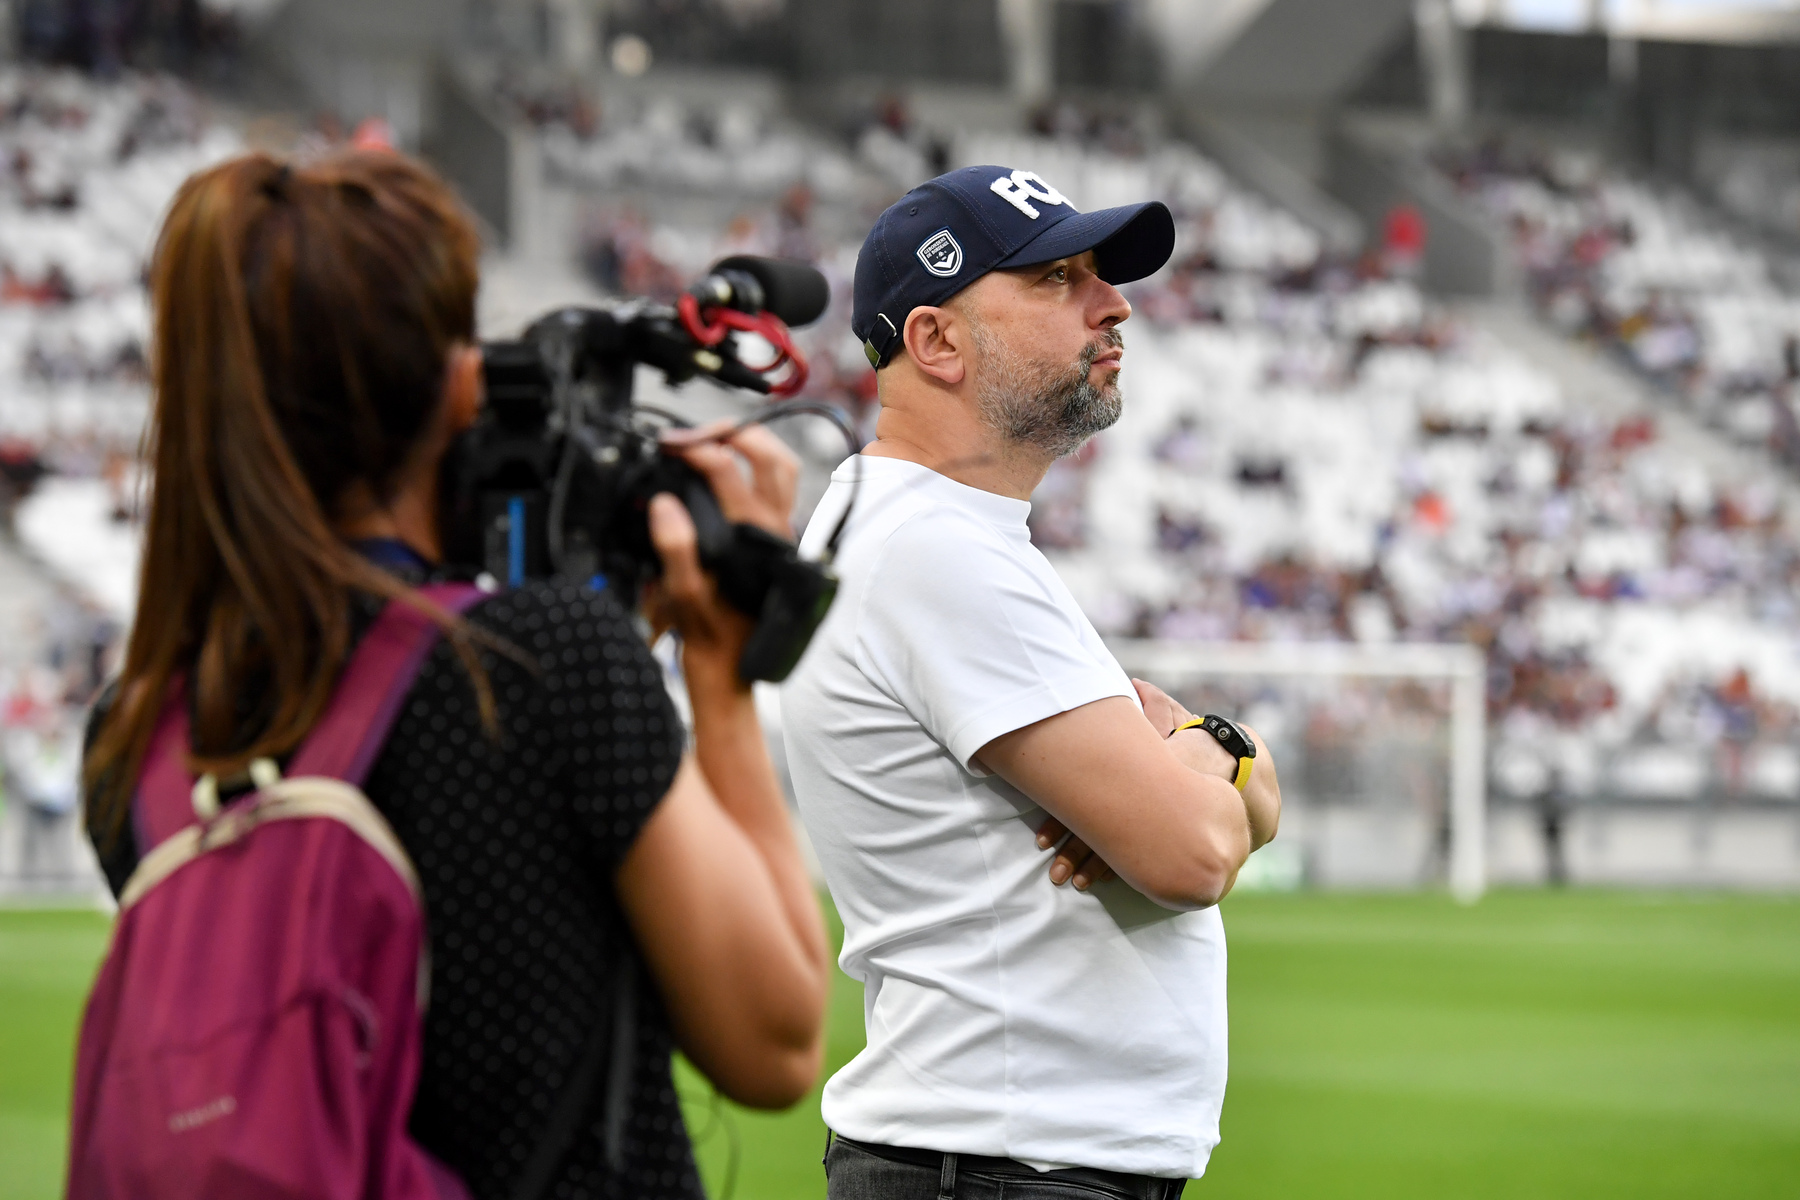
[85,149,487,841]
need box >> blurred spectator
[0,591,114,886]
[2,701,82,881]
[1381,203,1426,279]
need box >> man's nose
[1091,277,1131,328]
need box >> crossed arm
[977,678,1281,910]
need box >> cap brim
[993,200,1176,285]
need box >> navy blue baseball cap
[853,164,1176,369]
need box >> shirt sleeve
[552,586,685,870]
[856,506,1135,774]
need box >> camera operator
[80,150,829,1200]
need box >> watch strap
[1171,714,1255,792]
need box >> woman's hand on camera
[643,495,754,683]
[643,424,801,680]
[660,421,799,538]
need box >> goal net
[1109,640,1487,900]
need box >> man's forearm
[986,696,1281,909]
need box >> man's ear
[901,305,969,386]
[442,343,482,435]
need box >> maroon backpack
[67,585,482,1200]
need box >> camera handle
[621,454,839,685]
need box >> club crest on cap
[916,228,963,277]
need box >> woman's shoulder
[458,579,648,665]
[461,578,634,635]
[450,580,669,705]
[408,580,682,851]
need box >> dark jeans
[825,1135,1186,1200]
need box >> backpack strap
[287,584,485,786]
[132,683,193,855]
[132,583,485,855]
[508,956,637,1200]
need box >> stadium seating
[8,70,1800,890]
[916,135,1800,813]
[1439,140,1800,463]
[0,67,242,449]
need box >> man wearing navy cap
[783,166,1282,1200]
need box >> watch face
[1203,715,1254,758]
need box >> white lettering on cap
[990,170,1071,219]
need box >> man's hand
[1140,676,1281,850]
[1034,818,1116,891]
[1131,676,1189,738]
[1032,678,1276,890]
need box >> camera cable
[715,399,864,563]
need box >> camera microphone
[689,257,830,328]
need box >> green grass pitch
[3,891,1796,1199]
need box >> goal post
[1107,640,1488,902]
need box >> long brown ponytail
[85,149,489,843]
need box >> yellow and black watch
[1171,713,1256,792]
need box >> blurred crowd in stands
[9,64,1800,837]
[0,66,239,455]
[566,116,1800,802]
[529,86,868,203]
[0,66,231,887]
[1105,178,1800,800]
[1440,139,1800,471]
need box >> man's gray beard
[971,325,1124,459]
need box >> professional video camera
[439,256,851,683]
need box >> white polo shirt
[783,455,1228,1178]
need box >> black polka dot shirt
[89,581,701,1200]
